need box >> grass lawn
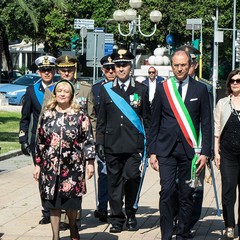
[0,111,21,155]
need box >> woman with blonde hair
[33,79,95,240]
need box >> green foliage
[0,111,21,154]
[1,0,240,80]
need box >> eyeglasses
[148,71,156,74]
[39,68,54,72]
[59,68,74,73]
[230,79,240,84]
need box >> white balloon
[154,47,164,56]
[148,55,156,65]
[155,56,163,65]
[163,56,170,66]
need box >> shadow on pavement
[61,232,119,240]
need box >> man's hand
[150,154,159,172]
[96,145,105,162]
[214,153,220,170]
[196,155,208,175]
[21,142,31,156]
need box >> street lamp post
[113,0,162,69]
[186,18,202,78]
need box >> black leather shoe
[94,209,108,222]
[126,215,137,231]
[109,224,123,233]
[39,216,50,224]
[59,222,69,231]
[188,231,194,238]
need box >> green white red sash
[163,77,202,186]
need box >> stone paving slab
[0,154,239,240]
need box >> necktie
[121,83,126,92]
[178,81,183,97]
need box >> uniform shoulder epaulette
[78,81,92,87]
[47,82,56,88]
[101,81,110,86]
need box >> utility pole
[232,0,236,70]
[212,7,219,109]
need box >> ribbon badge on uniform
[77,96,87,109]
[130,93,141,108]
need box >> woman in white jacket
[214,69,240,239]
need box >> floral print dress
[35,108,95,205]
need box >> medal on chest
[130,93,141,108]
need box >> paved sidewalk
[0,154,238,240]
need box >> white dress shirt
[149,79,157,103]
[176,76,189,102]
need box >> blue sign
[104,43,114,55]
[166,34,174,45]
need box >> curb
[0,149,22,161]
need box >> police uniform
[92,54,116,222]
[19,55,56,224]
[96,49,151,232]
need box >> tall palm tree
[0,0,65,82]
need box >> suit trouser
[220,149,240,231]
[190,168,205,229]
[173,167,205,230]
[105,152,141,226]
[158,142,193,240]
[97,156,108,212]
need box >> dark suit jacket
[96,78,151,154]
[142,76,164,88]
[92,79,105,117]
[19,83,44,143]
[148,77,212,159]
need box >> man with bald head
[148,50,212,240]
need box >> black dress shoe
[59,222,69,231]
[126,215,137,231]
[94,209,108,222]
[109,224,123,233]
[39,216,50,224]
[188,231,194,238]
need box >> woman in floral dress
[33,79,95,240]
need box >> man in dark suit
[92,54,116,222]
[148,50,212,240]
[19,55,56,224]
[142,66,164,104]
[96,49,151,233]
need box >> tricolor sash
[163,77,202,188]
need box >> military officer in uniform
[96,49,151,233]
[19,55,56,225]
[92,54,116,223]
[40,54,96,231]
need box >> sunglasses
[104,66,115,71]
[60,68,74,73]
[230,79,240,84]
[39,68,54,72]
[148,71,156,74]
[115,63,130,68]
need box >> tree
[0,0,239,81]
